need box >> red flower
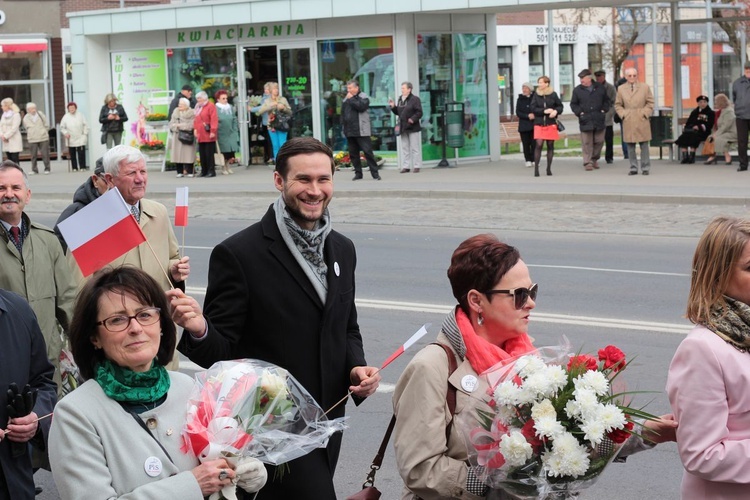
[598,345,626,372]
[521,419,543,449]
[607,420,634,444]
[567,355,599,373]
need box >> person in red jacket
[193,91,218,178]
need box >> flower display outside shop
[333,151,384,170]
[145,113,168,122]
[139,139,165,152]
[460,342,657,499]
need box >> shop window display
[167,46,238,102]
[418,33,489,161]
[318,37,395,153]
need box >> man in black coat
[570,69,610,171]
[171,137,380,500]
[0,289,57,500]
[341,80,382,181]
[167,84,196,120]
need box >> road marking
[184,288,691,335]
[528,264,689,277]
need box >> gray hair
[103,145,145,176]
[104,93,118,104]
[25,102,37,111]
[401,81,413,90]
[0,160,30,189]
[179,97,190,107]
[195,91,208,100]
[346,80,360,88]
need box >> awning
[0,39,48,53]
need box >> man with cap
[54,157,112,252]
[595,70,617,163]
[570,69,610,171]
[674,95,714,164]
[615,67,654,175]
[168,85,196,120]
[731,61,750,171]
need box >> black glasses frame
[96,307,161,332]
[483,284,538,310]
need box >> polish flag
[175,187,188,227]
[380,324,431,370]
[57,189,147,277]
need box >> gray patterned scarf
[274,196,332,304]
[708,296,750,353]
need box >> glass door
[279,45,316,141]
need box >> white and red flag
[175,187,188,227]
[380,323,431,370]
[57,189,146,277]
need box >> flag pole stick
[181,226,186,259]
[324,367,383,416]
[143,238,176,290]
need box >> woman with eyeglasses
[49,267,267,499]
[393,234,676,499]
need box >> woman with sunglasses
[393,234,676,499]
[49,267,267,499]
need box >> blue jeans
[269,130,288,160]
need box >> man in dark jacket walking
[341,80,381,180]
[732,61,750,172]
[571,69,610,171]
[53,158,110,251]
[595,70,617,163]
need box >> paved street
[22,153,748,499]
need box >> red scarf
[456,307,535,374]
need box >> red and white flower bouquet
[181,359,347,467]
[461,342,655,499]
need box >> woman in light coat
[704,93,737,165]
[60,102,90,171]
[256,82,291,162]
[215,90,239,174]
[0,97,23,164]
[667,216,750,500]
[394,234,676,500]
[389,81,423,173]
[169,98,196,177]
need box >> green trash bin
[445,102,465,148]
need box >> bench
[500,121,522,153]
[657,118,687,162]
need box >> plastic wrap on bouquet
[181,359,348,465]
[459,339,650,499]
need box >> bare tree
[712,0,750,64]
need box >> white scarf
[216,102,233,115]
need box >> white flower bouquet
[461,342,655,499]
[247,95,263,108]
[181,359,347,466]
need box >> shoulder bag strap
[431,343,459,439]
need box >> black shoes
[373,175,382,181]
[738,166,748,172]
[352,174,363,181]
[642,171,650,175]
[629,170,638,175]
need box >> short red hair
[214,90,228,100]
[67,102,77,109]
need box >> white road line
[183,289,691,335]
[528,264,689,277]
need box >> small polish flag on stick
[57,189,147,277]
[175,187,188,227]
[380,323,431,370]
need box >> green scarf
[708,296,750,352]
[94,359,171,403]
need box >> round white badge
[334,262,340,276]
[144,456,163,477]
[461,375,478,393]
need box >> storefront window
[167,46,237,102]
[529,46,545,84]
[497,46,513,117]
[559,44,574,102]
[317,37,395,153]
[588,44,603,72]
[417,33,488,161]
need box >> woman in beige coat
[169,98,196,177]
[704,93,737,165]
[60,102,90,171]
[393,234,677,500]
[0,97,23,164]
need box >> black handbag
[272,111,291,132]
[178,130,195,145]
[556,120,566,132]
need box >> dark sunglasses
[483,283,538,310]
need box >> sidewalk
[27,154,750,205]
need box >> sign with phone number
[535,26,578,43]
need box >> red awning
[0,39,48,53]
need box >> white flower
[531,399,557,421]
[597,403,627,432]
[260,370,288,399]
[534,415,565,439]
[542,432,590,478]
[569,388,599,419]
[494,380,523,406]
[574,371,609,396]
[541,365,568,395]
[580,419,606,445]
[499,430,534,467]
[515,355,546,378]
[495,404,517,426]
